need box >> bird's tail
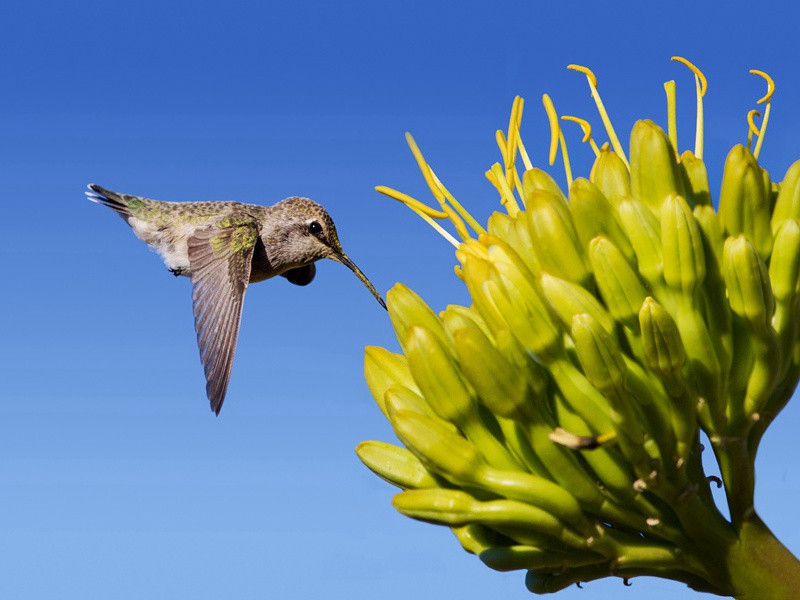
[85,184,137,220]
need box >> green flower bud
[387,283,448,352]
[486,268,562,360]
[630,119,686,212]
[539,272,616,335]
[405,325,474,424]
[392,489,579,547]
[391,410,586,526]
[771,159,800,233]
[680,150,711,206]
[522,167,568,207]
[390,410,484,483]
[384,384,459,433]
[524,190,591,286]
[590,147,631,203]
[692,204,725,267]
[718,145,773,259]
[617,197,664,286]
[441,304,493,343]
[356,440,439,489]
[589,236,650,328]
[569,177,636,263]
[364,346,418,417]
[570,313,627,395]
[661,194,706,296]
[722,236,774,334]
[452,326,529,420]
[639,297,686,392]
[769,219,800,303]
[479,545,606,572]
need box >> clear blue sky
[1,1,799,598]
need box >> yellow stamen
[561,115,600,156]
[567,64,629,168]
[664,80,678,156]
[486,163,521,216]
[442,204,471,241]
[566,64,597,88]
[407,204,461,248]
[750,69,775,104]
[750,69,774,160]
[542,94,573,187]
[497,130,526,200]
[404,132,446,204]
[404,132,486,237]
[429,170,487,236]
[670,56,707,96]
[374,186,448,219]
[495,129,509,165]
[506,96,524,172]
[671,56,706,159]
[374,186,459,248]
[517,136,534,171]
[746,109,762,150]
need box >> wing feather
[187,218,258,414]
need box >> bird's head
[275,197,386,309]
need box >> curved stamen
[671,56,707,159]
[746,109,762,151]
[374,185,460,247]
[374,186,448,219]
[561,115,601,156]
[750,69,774,160]
[567,64,629,168]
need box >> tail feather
[85,184,134,219]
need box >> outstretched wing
[187,218,259,414]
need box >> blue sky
[2,1,800,598]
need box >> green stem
[725,515,800,599]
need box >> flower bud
[540,272,615,335]
[718,144,773,259]
[589,236,649,328]
[405,325,474,424]
[524,190,591,286]
[364,346,418,417]
[639,297,686,391]
[569,177,635,263]
[630,120,686,212]
[356,440,439,489]
[387,283,448,352]
[661,194,706,296]
[680,150,711,206]
[590,147,631,203]
[722,236,774,334]
[570,313,627,395]
[617,197,664,286]
[769,219,800,302]
[452,326,528,420]
[522,167,568,207]
[771,159,800,233]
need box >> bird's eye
[308,221,323,235]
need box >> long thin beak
[334,252,387,310]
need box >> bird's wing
[187,217,259,414]
[281,263,316,286]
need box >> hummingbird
[86,184,386,415]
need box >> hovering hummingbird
[86,184,386,414]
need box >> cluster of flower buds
[360,61,799,595]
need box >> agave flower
[358,58,800,598]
